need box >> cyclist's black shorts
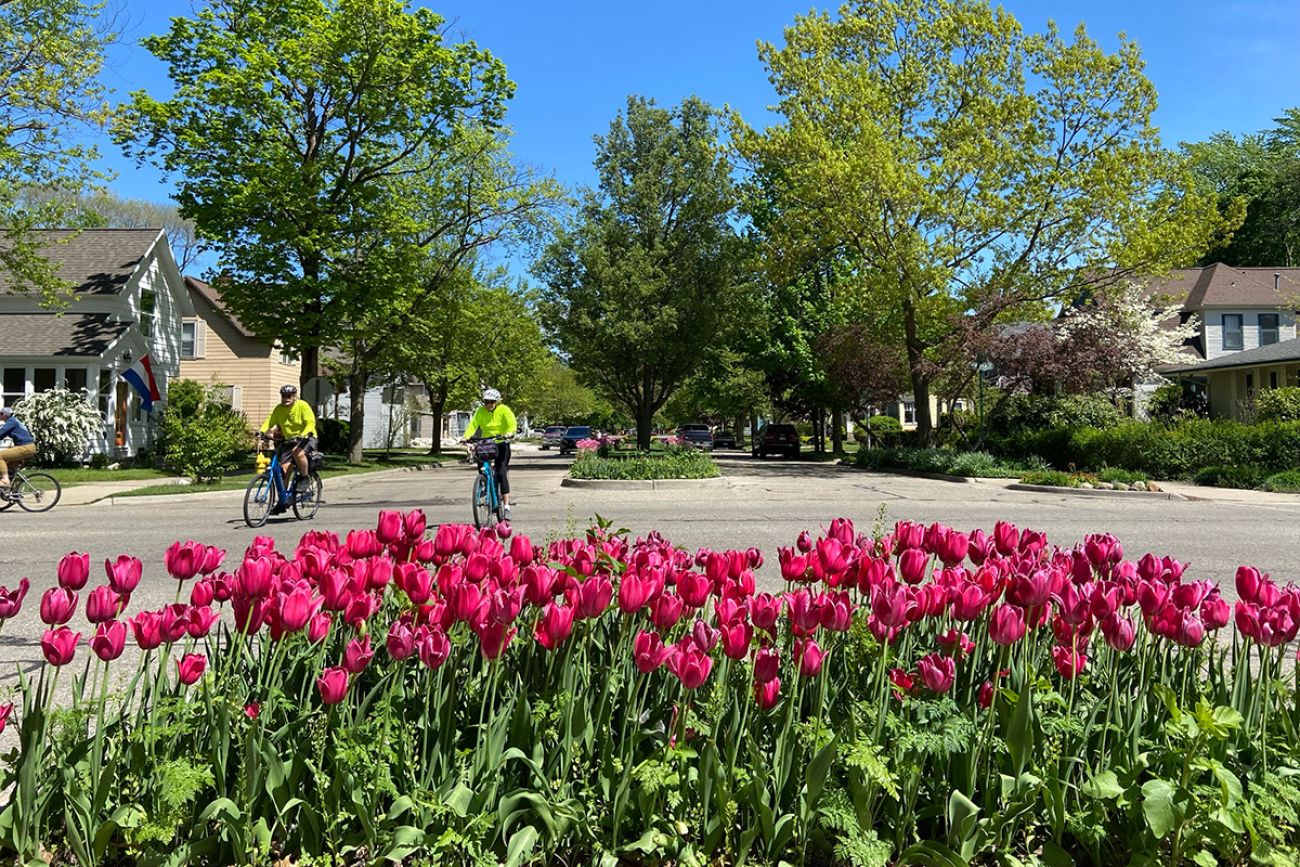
[278,436,318,458]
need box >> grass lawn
[41,467,177,486]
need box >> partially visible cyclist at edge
[0,406,36,489]
[260,384,318,509]
[460,387,517,516]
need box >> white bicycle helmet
[482,388,501,402]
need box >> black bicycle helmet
[280,384,298,397]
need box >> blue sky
[97,0,1300,263]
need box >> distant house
[1151,265,1300,419]
[179,277,302,426]
[0,229,193,457]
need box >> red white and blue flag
[120,354,161,412]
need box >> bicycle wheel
[472,472,495,530]
[292,472,323,520]
[0,488,13,511]
[243,473,274,528]
[14,473,60,512]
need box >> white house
[0,229,193,457]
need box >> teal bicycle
[463,435,510,529]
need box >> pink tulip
[754,676,781,710]
[750,593,781,634]
[1201,593,1230,630]
[376,510,404,545]
[244,703,260,719]
[163,541,204,582]
[418,629,451,669]
[668,642,713,689]
[978,680,995,708]
[90,620,126,661]
[634,630,672,673]
[199,546,227,575]
[130,610,163,650]
[104,556,141,595]
[691,619,720,652]
[317,667,349,704]
[917,652,955,692]
[1052,645,1087,679]
[0,578,30,620]
[572,575,613,619]
[795,530,813,553]
[719,620,753,659]
[936,530,969,567]
[176,653,207,686]
[617,572,656,613]
[795,638,824,677]
[818,591,853,632]
[1235,566,1263,604]
[1101,614,1136,652]
[186,606,219,639]
[237,557,275,598]
[889,668,915,696]
[649,593,685,630]
[403,509,427,542]
[474,621,516,660]
[342,635,373,674]
[898,548,928,585]
[159,603,190,643]
[950,583,989,621]
[40,627,79,666]
[676,571,710,608]
[386,621,417,661]
[753,645,780,684]
[190,579,215,608]
[1174,612,1206,648]
[967,529,993,565]
[346,529,383,559]
[534,602,575,651]
[993,521,1019,556]
[276,586,316,634]
[307,612,332,643]
[488,584,524,625]
[0,702,12,733]
[936,629,975,659]
[57,552,90,590]
[39,587,78,625]
[989,604,1026,646]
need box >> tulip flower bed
[568,446,720,480]
[3,513,1300,866]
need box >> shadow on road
[716,453,849,479]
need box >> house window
[279,348,296,365]
[1223,314,1243,351]
[139,289,157,339]
[98,369,112,421]
[2,368,25,408]
[903,401,916,424]
[181,321,197,359]
[33,368,55,393]
[64,369,88,394]
[1260,313,1279,346]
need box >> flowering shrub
[13,387,101,466]
[1,515,1299,864]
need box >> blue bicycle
[464,435,510,529]
[243,433,323,528]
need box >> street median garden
[3,512,1298,864]
[567,438,720,482]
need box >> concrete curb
[88,462,448,506]
[1006,482,1187,501]
[835,462,985,484]
[561,476,728,491]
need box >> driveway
[1,450,1296,682]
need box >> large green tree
[735,0,1228,443]
[0,0,113,305]
[536,95,746,451]
[1185,108,1300,266]
[376,268,547,454]
[116,0,555,461]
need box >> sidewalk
[1157,480,1300,506]
[60,477,190,506]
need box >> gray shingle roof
[0,229,163,295]
[185,276,257,338]
[0,313,130,357]
[1167,336,1300,374]
[1143,263,1300,311]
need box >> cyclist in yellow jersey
[460,387,517,514]
[260,384,318,500]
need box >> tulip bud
[39,587,78,626]
[917,652,955,692]
[753,676,781,710]
[795,638,824,677]
[316,667,350,705]
[41,626,81,666]
[90,620,126,662]
[57,552,90,590]
[176,653,207,686]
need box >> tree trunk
[831,406,844,455]
[346,364,367,464]
[424,378,448,456]
[300,346,319,390]
[636,398,654,452]
[903,297,934,445]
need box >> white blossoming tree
[14,387,101,465]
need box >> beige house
[179,277,301,425]
[1152,265,1300,419]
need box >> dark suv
[755,423,800,459]
[677,424,714,450]
[559,425,592,456]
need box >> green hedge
[569,449,720,480]
[1263,469,1300,492]
[992,419,1300,480]
[853,446,1036,478]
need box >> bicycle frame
[257,439,300,506]
[477,455,501,511]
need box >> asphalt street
[3,449,1300,683]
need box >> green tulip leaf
[504,826,540,867]
[1081,771,1124,800]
